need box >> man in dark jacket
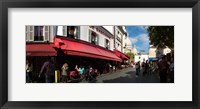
[39,57,55,83]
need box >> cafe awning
[114,49,130,60]
[26,43,57,56]
[54,37,122,62]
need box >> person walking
[135,62,139,77]
[143,60,148,76]
[131,62,136,72]
[157,56,168,83]
[138,61,141,73]
[39,57,55,83]
[26,59,33,83]
[169,58,174,83]
[61,63,69,83]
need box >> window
[105,39,110,49]
[67,26,80,39]
[26,26,50,42]
[62,26,80,39]
[89,30,98,45]
[34,26,44,41]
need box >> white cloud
[129,33,149,45]
[144,26,149,29]
[129,37,138,44]
[133,33,150,52]
[138,33,149,44]
[138,26,149,31]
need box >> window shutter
[29,26,34,41]
[75,26,80,39]
[97,35,99,45]
[26,26,29,41]
[89,30,91,42]
[44,26,49,41]
[63,26,67,36]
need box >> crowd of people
[26,53,174,83]
[26,57,121,83]
[131,53,174,83]
[60,63,100,83]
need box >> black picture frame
[0,0,199,109]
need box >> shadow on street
[102,70,160,83]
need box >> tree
[126,52,134,61]
[147,26,174,49]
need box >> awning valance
[26,43,57,56]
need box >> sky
[126,26,150,53]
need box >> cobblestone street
[81,67,160,83]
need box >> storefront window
[89,30,98,45]
[105,39,110,49]
[34,26,44,41]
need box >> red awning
[114,49,130,60]
[26,44,57,56]
[54,37,122,62]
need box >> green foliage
[147,26,174,49]
[126,52,134,61]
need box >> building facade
[134,52,149,63]
[149,45,157,58]
[56,26,114,51]
[113,26,124,52]
[26,25,127,82]
[149,45,171,60]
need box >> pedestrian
[39,57,55,83]
[109,64,112,73]
[143,60,149,76]
[138,61,141,73]
[148,61,153,75]
[169,57,174,83]
[142,61,145,69]
[26,59,33,83]
[106,63,110,73]
[135,62,139,77]
[75,65,81,79]
[61,63,69,83]
[113,65,116,72]
[84,66,90,81]
[131,62,136,73]
[70,65,81,81]
[157,55,168,83]
[88,66,96,81]
[79,65,85,80]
